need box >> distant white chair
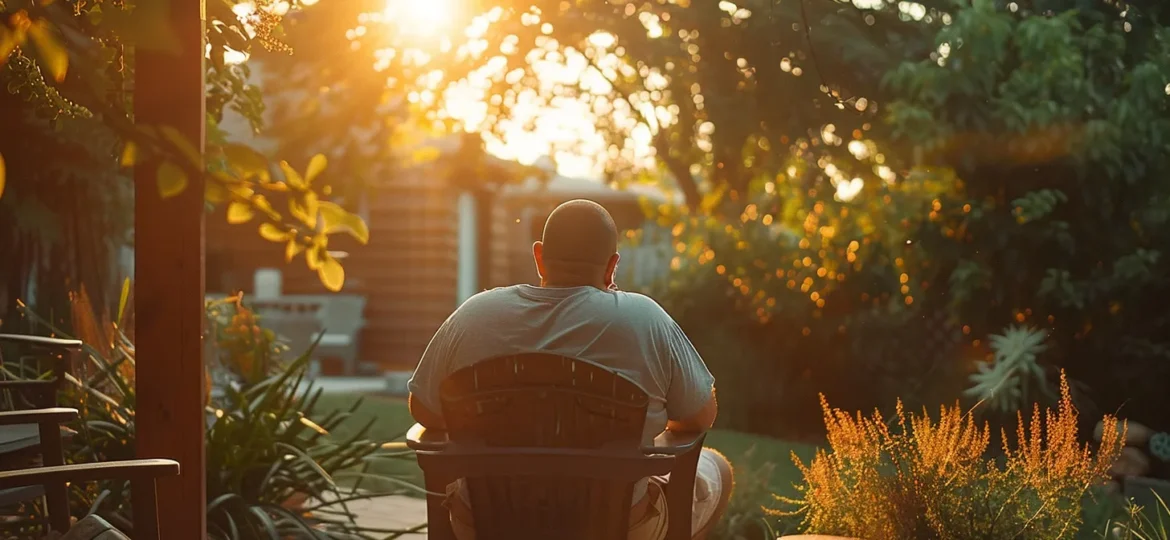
[310,294,367,375]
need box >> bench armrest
[406,423,449,451]
[0,459,180,488]
[643,430,706,456]
[0,407,78,426]
[0,334,83,350]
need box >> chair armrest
[643,430,706,456]
[0,407,78,426]
[0,334,84,350]
[0,459,180,488]
[406,423,449,451]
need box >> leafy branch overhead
[0,0,368,292]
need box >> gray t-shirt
[408,285,715,500]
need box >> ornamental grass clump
[778,372,1125,540]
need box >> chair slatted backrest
[438,353,652,540]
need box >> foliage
[4,288,422,539]
[777,373,1125,539]
[1108,494,1170,540]
[708,448,788,540]
[0,0,369,298]
[964,325,1054,414]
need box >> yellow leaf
[279,160,304,189]
[289,191,319,228]
[116,278,131,326]
[0,152,5,200]
[304,154,327,184]
[159,126,203,170]
[305,243,324,270]
[0,27,20,65]
[226,202,254,224]
[411,146,442,165]
[258,223,288,242]
[285,239,305,262]
[317,254,345,292]
[120,141,138,167]
[319,201,370,244]
[156,161,188,198]
[298,416,329,435]
[204,180,228,204]
[28,21,67,82]
[224,144,270,180]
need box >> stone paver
[314,494,429,538]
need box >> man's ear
[604,252,620,288]
[532,241,546,279]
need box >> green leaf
[227,202,254,224]
[27,21,68,82]
[304,154,327,184]
[156,161,188,198]
[96,1,182,54]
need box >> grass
[311,392,817,500]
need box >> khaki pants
[448,449,728,540]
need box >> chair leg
[39,420,71,533]
[420,463,456,540]
[131,479,162,540]
[665,445,703,540]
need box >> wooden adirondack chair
[0,334,84,523]
[0,334,179,538]
[407,353,706,540]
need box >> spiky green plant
[964,325,1054,413]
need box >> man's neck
[539,279,604,290]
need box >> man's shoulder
[459,285,524,310]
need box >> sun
[383,0,458,38]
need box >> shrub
[778,373,1125,539]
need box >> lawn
[310,392,817,500]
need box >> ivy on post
[132,0,207,537]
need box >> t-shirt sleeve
[407,313,463,416]
[655,312,716,421]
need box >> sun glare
[384,0,458,38]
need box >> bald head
[534,199,620,288]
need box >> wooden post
[133,0,207,538]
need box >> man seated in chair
[408,199,734,540]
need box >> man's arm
[408,393,447,430]
[655,305,718,434]
[406,312,462,431]
[666,387,717,433]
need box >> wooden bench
[407,353,706,540]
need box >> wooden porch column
[133,0,207,538]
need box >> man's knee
[701,448,735,503]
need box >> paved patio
[319,493,429,538]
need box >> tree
[0,0,370,319]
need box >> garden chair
[407,353,706,540]
[0,333,179,538]
[0,334,83,514]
